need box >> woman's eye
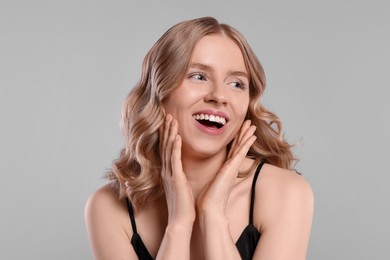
[229,81,246,90]
[189,73,206,81]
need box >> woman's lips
[192,109,229,135]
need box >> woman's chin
[181,143,227,160]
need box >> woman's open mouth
[193,113,227,129]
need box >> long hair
[107,17,294,209]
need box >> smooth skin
[85,35,314,260]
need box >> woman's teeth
[192,114,227,126]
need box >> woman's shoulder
[85,183,130,232]
[85,183,123,214]
[255,163,314,229]
[260,163,313,195]
[85,185,141,258]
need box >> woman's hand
[195,120,257,260]
[196,120,257,216]
[160,114,196,225]
[156,114,194,259]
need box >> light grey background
[1,0,389,259]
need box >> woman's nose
[204,82,228,105]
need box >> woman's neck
[181,150,227,200]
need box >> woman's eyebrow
[228,70,248,79]
[189,62,248,79]
[188,62,213,72]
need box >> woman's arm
[253,167,314,260]
[156,115,195,259]
[85,185,137,260]
[198,211,242,259]
[197,120,257,260]
[85,183,194,260]
[86,115,196,260]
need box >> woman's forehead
[188,35,248,74]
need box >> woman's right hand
[160,114,196,225]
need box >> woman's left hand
[196,120,257,216]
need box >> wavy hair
[107,17,295,209]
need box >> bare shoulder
[251,164,314,258]
[255,163,314,229]
[85,183,135,259]
[85,183,126,219]
[84,183,131,234]
[260,163,313,197]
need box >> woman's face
[163,34,250,159]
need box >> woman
[85,17,314,260]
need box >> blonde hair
[107,17,294,208]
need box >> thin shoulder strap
[249,160,266,225]
[125,197,138,234]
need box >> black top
[125,160,265,260]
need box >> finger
[161,114,172,151]
[230,135,257,165]
[218,133,256,185]
[231,125,256,158]
[161,115,172,177]
[158,120,164,153]
[226,131,257,175]
[237,120,252,143]
[228,120,251,159]
[171,135,184,178]
[214,135,257,194]
[165,118,178,177]
[227,134,238,159]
